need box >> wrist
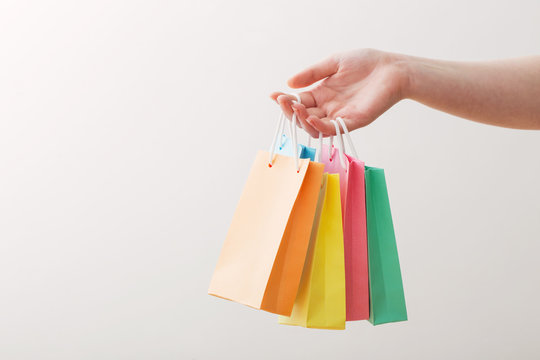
[388,52,416,101]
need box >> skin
[271,49,540,137]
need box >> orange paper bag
[278,173,347,329]
[208,150,324,315]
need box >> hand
[271,49,410,137]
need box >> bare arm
[406,55,540,129]
[271,49,540,136]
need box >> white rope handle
[289,94,317,151]
[330,120,347,169]
[274,93,303,152]
[316,132,323,162]
[290,94,301,171]
[268,94,302,171]
[291,112,299,171]
[269,112,285,165]
[276,112,286,149]
[336,117,358,159]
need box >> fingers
[276,95,295,121]
[270,91,318,131]
[287,55,339,88]
[270,91,281,102]
[270,90,337,137]
[291,103,319,138]
[275,93,318,122]
[305,106,326,119]
[306,116,336,136]
[276,96,313,134]
[270,91,316,108]
[271,93,335,136]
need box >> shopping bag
[275,134,316,161]
[273,109,316,161]
[278,173,346,329]
[277,175,327,328]
[209,111,324,315]
[301,146,317,162]
[342,153,369,320]
[261,159,324,314]
[365,166,408,325]
[318,119,369,321]
[320,143,347,214]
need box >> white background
[1,1,539,359]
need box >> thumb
[287,55,339,88]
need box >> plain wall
[1,0,539,359]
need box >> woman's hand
[271,49,410,137]
[273,49,540,134]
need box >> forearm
[401,55,540,129]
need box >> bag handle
[268,94,301,171]
[276,112,287,149]
[330,120,347,169]
[336,117,358,159]
[316,132,323,163]
[275,94,301,150]
[280,94,317,158]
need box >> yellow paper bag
[208,150,324,315]
[278,173,346,329]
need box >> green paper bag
[365,166,407,325]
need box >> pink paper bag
[321,144,369,321]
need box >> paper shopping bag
[277,175,327,328]
[342,153,369,321]
[320,143,369,321]
[261,158,324,314]
[320,144,347,214]
[275,134,316,161]
[208,151,324,315]
[365,166,407,325]
[278,173,346,329]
